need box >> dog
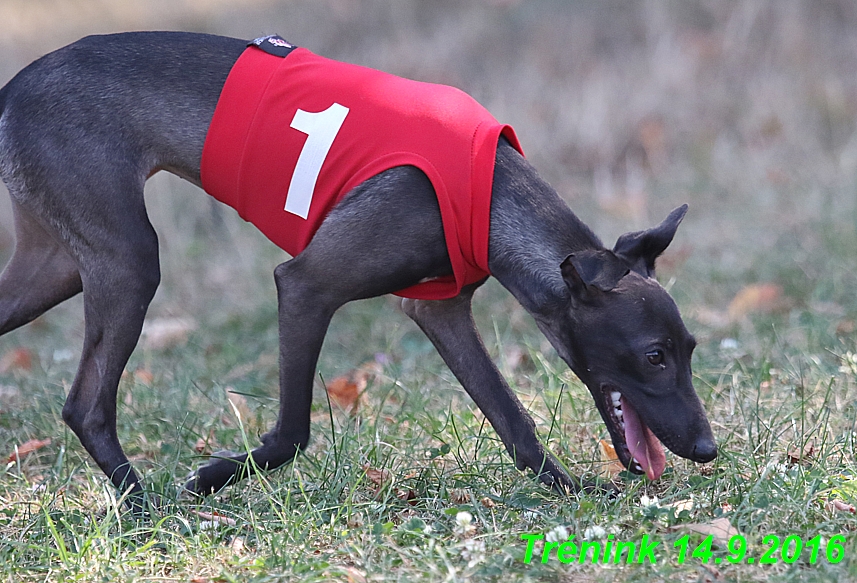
[0,32,716,508]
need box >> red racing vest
[201,41,522,300]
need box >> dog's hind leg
[0,174,159,511]
[0,202,82,335]
[401,288,583,493]
[59,211,160,508]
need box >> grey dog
[0,32,716,508]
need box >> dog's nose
[692,437,717,462]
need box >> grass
[1,225,857,581]
[2,1,857,581]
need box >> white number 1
[285,102,350,219]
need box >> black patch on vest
[248,35,298,57]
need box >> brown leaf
[597,439,625,478]
[675,518,739,546]
[8,438,51,463]
[396,488,418,505]
[363,465,391,486]
[326,376,361,413]
[0,348,33,373]
[787,442,815,466]
[727,284,787,321]
[326,360,381,414]
[832,500,856,513]
[480,497,496,509]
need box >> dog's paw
[532,456,619,498]
[580,477,620,499]
[183,450,243,496]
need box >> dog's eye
[646,350,664,366]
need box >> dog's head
[541,205,716,479]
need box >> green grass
[2,247,857,581]
[2,1,857,581]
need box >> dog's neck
[488,141,603,318]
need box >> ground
[1,1,856,581]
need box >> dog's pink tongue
[621,395,666,480]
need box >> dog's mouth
[601,386,666,480]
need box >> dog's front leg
[402,287,581,494]
[186,259,337,495]
[186,166,454,495]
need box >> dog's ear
[561,249,630,300]
[612,204,687,277]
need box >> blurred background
[0,0,855,338]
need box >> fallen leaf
[8,438,51,463]
[787,442,815,466]
[326,376,361,413]
[597,439,625,478]
[674,518,739,546]
[326,360,380,414]
[832,500,856,513]
[363,465,391,486]
[727,284,786,321]
[0,348,33,373]
[480,497,496,509]
[396,488,418,505]
[140,317,196,350]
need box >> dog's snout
[692,437,717,462]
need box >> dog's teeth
[610,391,621,402]
[615,408,623,420]
[619,421,625,431]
